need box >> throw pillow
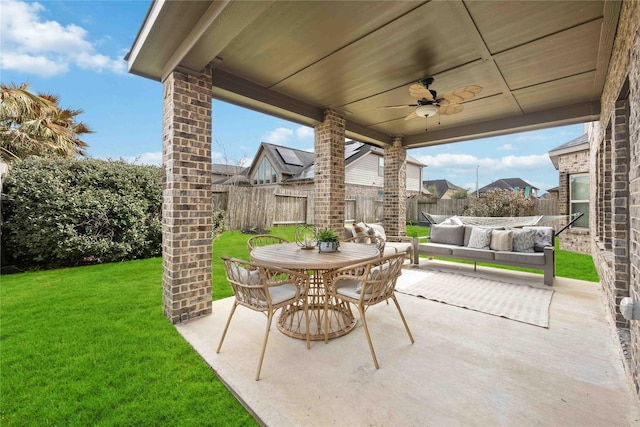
[490,229,513,251]
[429,224,465,246]
[353,222,369,238]
[510,228,536,253]
[467,227,492,249]
[367,223,387,241]
[524,226,554,252]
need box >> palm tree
[0,83,92,162]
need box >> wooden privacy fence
[212,185,558,230]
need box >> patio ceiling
[127,0,620,149]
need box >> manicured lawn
[1,224,599,425]
[0,258,257,427]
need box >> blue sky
[1,0,585,194]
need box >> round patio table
[250,242,379,341]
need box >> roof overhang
[127,0,621,149]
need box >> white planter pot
[318,241,339,253]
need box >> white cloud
[295,126,314,140]
[0,0,127,77]
[416,153,550,171]
[499,143,514,151]
[263,127,293,144]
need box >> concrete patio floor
[176,260,640,426]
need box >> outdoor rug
[396,269,554,328]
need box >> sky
[0,0,586,195]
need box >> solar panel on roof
[276,147,303,166]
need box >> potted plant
[316,228,340,253]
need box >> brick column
[611,99,631,325]
[314,109,346,233]
[162,67,213,323]
[383,136,406,236]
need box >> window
[570,173,589,228]
[253,157,276,185]
[378,156,384,177]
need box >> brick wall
[314,109,346,233]
[557,149,591,254]
[589,0,640,397]
[383,136,406,236]
[162,68,213,323]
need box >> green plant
[316,228,339,242]
[1,157,162,270]
[0,258,257,426]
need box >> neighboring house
[211,164,248,185]
[422,179,465,199]
[478,178,539,198]
[244,141,425,196]
[548,133,590,254]
[545,186,560,200]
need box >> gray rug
[396,270,554,328]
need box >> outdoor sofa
[416,223,555,286]
[344,222,417,263]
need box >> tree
[425,185,439,198]
[0,83,92,162]
[451,188,469,199]
[463,188,534,217]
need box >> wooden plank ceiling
[127,0,620,149]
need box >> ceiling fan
[382,77,482,121]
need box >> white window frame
[569,173,589,229]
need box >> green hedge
[1,158,162,270]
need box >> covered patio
[126,0,640,417]
[177,261,640,426]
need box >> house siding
[589,0,640,399]
[346,152,422,192]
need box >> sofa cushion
[490,230,513,251]
[367,223,387,241]
[386,241,412,254]
[524,226,554,252]
[495,251,546,266]
[467,227,492,249]
[452,247,495,261]
[510,228,536,253]
[418,243,454,256]
[429,224,465,246]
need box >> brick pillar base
[162,68,213,323]
[383,136,406,236]
[314,109,346,233]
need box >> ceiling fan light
[415,104,439,117]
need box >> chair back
[222,256,308,311]
[246,235,289,252]
[323,253,404,305]
[357,253,404,304]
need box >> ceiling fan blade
[438,104,463,115]
[404,110,418,121]
[439,85,482,104]
[409,84,433,100]
[379,104,417,109]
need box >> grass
[0,258,257,427]
[1,224,599,425]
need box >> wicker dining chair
[246,235,290,252]
[342,235,386,257]
[217,256,310,381]
[322,253,414,369]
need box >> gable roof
[548,133,590,169]
[478,178,538,194]
[212,164,247,176]
[422,179,464,198]
[248,140,424,183]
